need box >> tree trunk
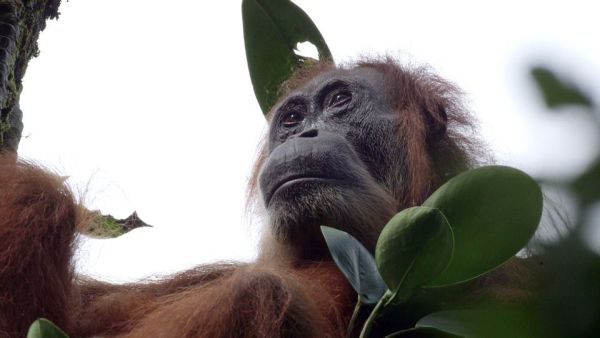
[0,0,61,153]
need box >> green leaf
[27,318,69,338]
[572,156,600,206]
[321,226,387,304]
[530,66,593,109]
[83,211,152,238]
[423,166,542,286]
[375,207,454,304]
[242,0,332,114]
[416,309,550,338]
[385,327,462,338]
[540,234,600,336]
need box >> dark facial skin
[258,67,404,259]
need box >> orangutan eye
[281,111,304,128]
[329,91,352,108]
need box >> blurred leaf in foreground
[530,66,593,109]
[541,234,600,337]
[572,157,600,207]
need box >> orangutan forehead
[289,67,388,97]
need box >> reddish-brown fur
[0,59,525,338]
[0,158,355,338]
[0,159,78,337]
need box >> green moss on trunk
[0,0,61,152]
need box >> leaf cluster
[322,166,543,337]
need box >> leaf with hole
[321,226,387,304]
[423,166,542,286]
[242,0,332,114]
[375,207,454,304]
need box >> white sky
[17,0,600,282]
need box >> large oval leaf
[242,0,332,114]
[423,166,542,286]
[375,207,454,304]
[416,308,551,338]
[27,318,69,338]
[321,226,386,304]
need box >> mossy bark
[0,0,61,153]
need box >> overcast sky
[17,0,600,282]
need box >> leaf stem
[346,295,362,338]
[358,292,389,338]
[382,327,418,338]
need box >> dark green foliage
[325,166,543,338]
[572,158,600,207]
[375,207,453,304]
[242,0,332,114]
[423,166,543,286]
[530,65,600,335]
[530,67,593,109]
[27,318,69,338]
[413,308,551,338]
[540,235,600,337]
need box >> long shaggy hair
[0,157,79,336]
[0,58,520,338]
